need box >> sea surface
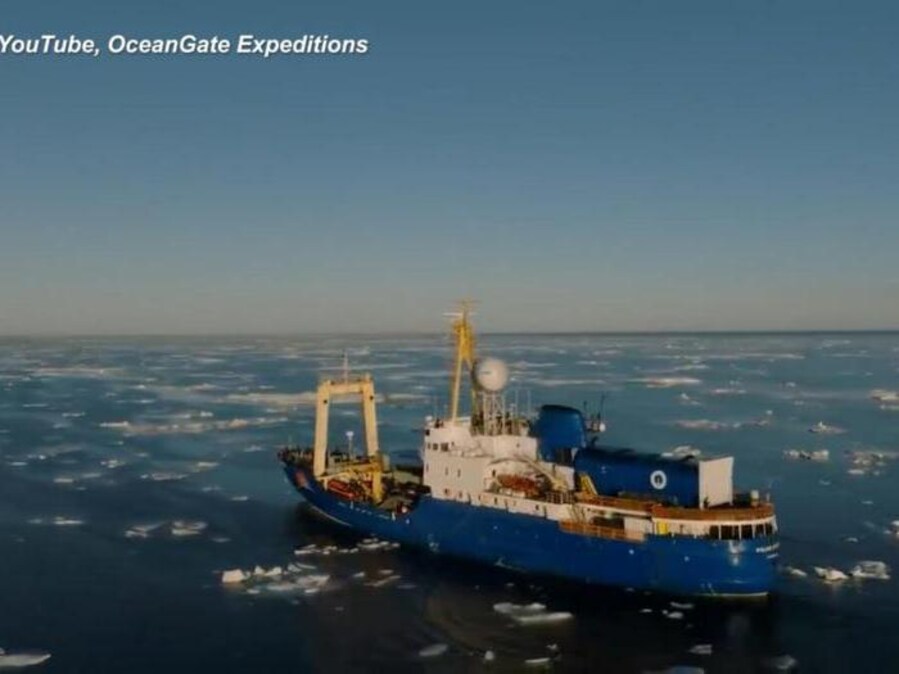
[1,332,898,673]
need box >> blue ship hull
[283,465,778,597]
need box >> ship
[279,305,779,597]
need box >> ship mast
[449,300,477,421]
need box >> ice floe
[170,520,207,537]
[808,421,845,435]
[782,566,808,578]
[813,567,849,582]
[783,448,829,461]
[493,602,573,625]
[663,445,701,459]
[849,560,890,580]
[675,419,733,431]
[0,648,52,668]
[102,416,288,436]
[418,643,448,658]
[220,564,330,595]
[221,569,249,584]
[524,657,552,667]
[764,654,798,670]
[29,516,84,527]
[709,387,746,396]
[634,377,702,389]
[140,472,187,482]
[688,644,713,656]
[870,389,899,403]
[124,522,165,539]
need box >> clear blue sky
[1,1,897,334]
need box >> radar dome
[473,357,509,392]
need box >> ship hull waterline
[284,465,778,599]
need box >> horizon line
[1,328,898,339]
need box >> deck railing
[574,492,774,522]
[559,520,647,543]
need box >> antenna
[587,392,608,434]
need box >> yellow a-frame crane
[312,359,383,501]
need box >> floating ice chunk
[664,445,702,459]
[808,422,845,435]
[125,522,165,539]
[483,650,496,662]
[494,602,547,617]
[847,468,867,476]
[514,612,573,626]
[710,387,746,396]
[100,421,131,430]
[689,644,713,656]
[784,448,829,461]
[524,657,551,667]
[418,643,448,658]
[141,472,187,482]
[664,610,684,620]
[764,654,798,670]
[252,566,267,577]
[230,495,249,502]
[494,602,572,625]
[783,566,808,578]
[670,601,693,610]
[0,649,52,667]
[813,567,848,582]
[870,389,899,403]
[367,574,400,588]
[263,566,283,578]
[53,476,75,485]
[265,582,299,593]
[849,560,890,580]
[634,377,702,389]
[675,419,731,431]
[52,516,84,527]
[639,608,653,614]
[171,520,207,537]
[221,569,248,584]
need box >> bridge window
[709,525,720,540]
[741,524,753,540]
[721,525,734,539]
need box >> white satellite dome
[473,357,509,392]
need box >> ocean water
[1,333,898,673]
